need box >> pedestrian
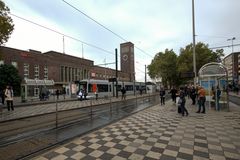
[121,86,126,100]
[190,86,197,105]
[216,86,221,111]
[196,86,206,114]
[139,87,143,96]
[0,89,5,105]
[83,88,87,100]
[56,89,60,100]
[5,85,14,111]
[159,87,166,105]
[169,87,177,103]
[179,87,188,116]
[62,88,66,99]
[78,89,83,101]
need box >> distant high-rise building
[223,52,240,86]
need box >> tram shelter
[198,62,229,111]
[21,79,55,102]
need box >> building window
[24,63,29,79]
[44,66,48,80]
[12,61,18,68]
[65,66,68,82]
[34,87,39,97]
[83,69,86,79]
[34,65,39,79]
[75,68,77,81]
[60,66,64,82]
[77,68,80,80]
[68,67,71,82]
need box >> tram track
[0,95,161,160]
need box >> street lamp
[136,61,147,93]
[192,0,197,87]
[227,37,236,53]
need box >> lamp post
[192,0,197,87]
[136,61,147,93]
[227,37,236,53]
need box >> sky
[3,0,240,82]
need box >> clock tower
[120,42,135,82]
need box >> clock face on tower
[123,54,128,61]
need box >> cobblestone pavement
[33,100,240,160]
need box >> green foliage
[0,64,22,95]
[178,42,224,76]
[148,42,225,87]
[148,49,179,87]
[0,0,14,46]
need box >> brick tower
[120,42,135,82]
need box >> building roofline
[43,51,93,62]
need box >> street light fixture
[227,37,236,53]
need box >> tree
[148,42,225,87]
[177,42,224,77]
[0,0,14,46]
[0,64,22,95]
[148,49,179,88]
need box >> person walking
[78,89,83,101]
[139,87,143,96]
[121,87,126,100]
[5,85,14,111]
[62,88,66,100]
[56,89,60,100]
[169,87,177,103]
[0,89,5,105]
[159,87,166,105]
[179,87,188,116]
[190,86,197,105]
[196,86,206,114]
[216,86,221,111]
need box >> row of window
[23,63,48,79]
[0,60,48,80]
[86,84,142,93]
[60,66,89,82]
[94,73,115,79]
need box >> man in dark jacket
[159,87,166,105]
[179,87,189,116]
[190,86,197,105]
[169,87,177,103]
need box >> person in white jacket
[5,85,14,111]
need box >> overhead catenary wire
[9,13,146,73]
[62,0,153,58]
[10,13,115,56]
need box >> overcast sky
[3,0,240,82]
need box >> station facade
[0,42,135,97]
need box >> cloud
[3,0,240,81]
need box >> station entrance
[198,62,229,111]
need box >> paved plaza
[33,99,240,160]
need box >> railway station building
[0,42,136,98]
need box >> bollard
[90,98,93,119]
[110,96,112,117]
[135,93,137,107]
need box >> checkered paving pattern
[34,101,240,160]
